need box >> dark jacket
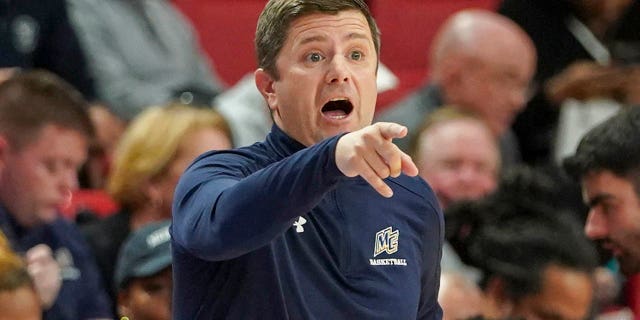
[171,125,444,319]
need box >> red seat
[626,273,640,318]
[60,189,119,221]
[172,0,265,86]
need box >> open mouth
[321,98,353,120]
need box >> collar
[424,83,445,107]
[264,124,307,159]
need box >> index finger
[376,122,408,141]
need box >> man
[447,194,597,320]
[412,107,499,278]
[478,210,597,320]
[171,0,443,319]
[412,107,500,210]
[376,9,536,166]
[114,221,172,320]
[564,107,640,283]
[0,71,113,319]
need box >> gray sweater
[67,0,223,119]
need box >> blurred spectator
[81,104,231,312]
[66,0,224,120]
[0,0,96,98]
[0,70,112,319]
[114,220,171,320]
[448,195,598,320]
[498,0,639,166]
[0,232,42,320]
[412,107,499,279]
[376,9,536,167]
[412,107,500,210]
[564,106,640,317]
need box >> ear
[255,68,279,114]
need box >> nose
[457,165,479,184]
[325,56,350,84]
[584,208,608,240]
[59,167,79,194]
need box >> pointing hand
[335,122,418,198]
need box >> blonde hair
[107,104,231,210]
[0,232,33,292]
[410,106,490,159]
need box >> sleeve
[66,0,173,119]
[34,0,97,100]
[171,136,345,261]
[417,189,444,320]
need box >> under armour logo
[293,216,307,233]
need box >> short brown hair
[0,70,93,150]
[256,0,380,79]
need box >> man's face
[582,170,640,275]
[0,125,88,227]
[256,10,378,146]
[511,265,594,320]
[452,37,535,136]
[417,119,499,209]
[118,268,172,320]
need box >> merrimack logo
[374,227,399,256]
[370,226,407,266]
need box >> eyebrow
[298,32,371,46]
[586,193,615,208]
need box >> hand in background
[546,61,640,105]
[26,244,62,309]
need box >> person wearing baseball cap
[114,220,172,320]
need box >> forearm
[172,136,345,261]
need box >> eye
[601,201,616,216]
[43,159,58,174]
[350,51,363,61]
[307,52,323,63]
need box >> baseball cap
[114,220,172,290]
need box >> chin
[37,209,59,223]
[320,126,349,138]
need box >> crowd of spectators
[0,0,639,319]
